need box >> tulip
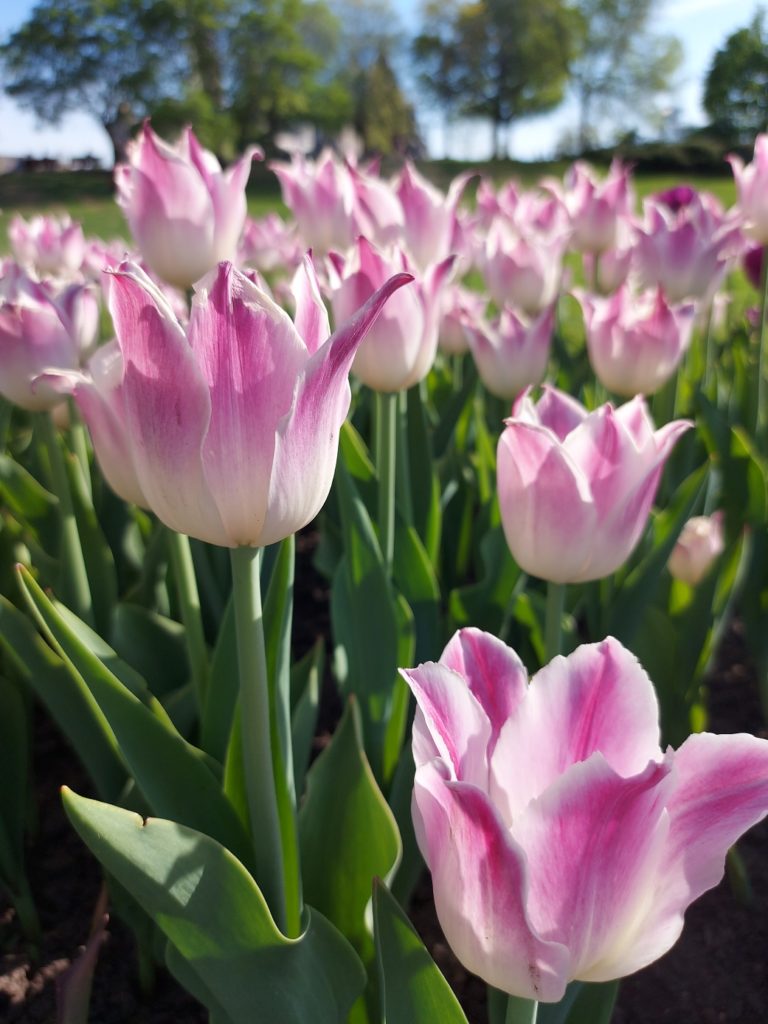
[668,512,725,585]
[437,284,486,356]
[395,162,471,270]
[44,258,411,546]
[563,159,634,254]
[465,305,554,399]
[729,134,768,243]
[480,220,566,316]
[497,387,690,582]
[402,628,768,1003]
[576,286,696,397]
[9,213,86,279]
[0,261,98,411]
[327,237,453,392]
[238,213,302,275]
[115,123,260,288]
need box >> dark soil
[1,582,766,1024]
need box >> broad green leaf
[18,567,253,870]
[0,596,125,801]
[110,603,188,698]
[299,701,401,961]
[63,790,366,1024]
[406,382,441,564]
[290,641,322,796]
[67,446,117,634]
[201,597,238,762]
[0,452,57,521]
[373,881,468,1024]
[393,523,440,664]
[449,524,522,634]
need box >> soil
[1,550,766,1024]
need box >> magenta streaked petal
[440,628,528,750]
[108,266,228,544]
[189,263,307,547]
[491,638,662,822]
[414,762,570,1002]
[512,754,672,981]
[290,254,330,355]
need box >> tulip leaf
[0,596,125,801]
[17,566,253,870]
[562,981,619,1024]
[62,790,366,1024]
[393,522,440,664]
[372,881,469,1024]
[290,640,322,796]
[110,603,188,698]
[406,382,441,564]
[201,596,238,762]
[0,452,57,521]
[449,523,522,635]
[298,700,401,962]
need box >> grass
[0,162,737,253]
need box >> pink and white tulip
[327,237,453,392]
[238,213,302,275]
[497,387,691,582]
[437,285,486,356]
[577,286,696,397]
[562,160,634,254]
[395,162,471,270]
[0,262,98,411]
[480,221,566,316]
[402,628,768,1002]
[43,258,411,545]
[115,123,260,288]
[9,214,86,279]
[464,305,555,399]
[668,511,725,585]
[729,134,768,243]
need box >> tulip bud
[668,512,725,585]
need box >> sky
[0,0,762,165]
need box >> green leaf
[17,567,253,870]
[0,452,57,521]
[299,701,401,961]
[393,523,440,664]
[0,596,125,801]
[449,524,522,634]
[63,790,366,1024]
[201,597,238,762]
[406,383,442,562]
[290,641,322,796]
[373,881,468,1024]
[67,445,118,634]
[110,603,188,698]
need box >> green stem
[755,243,768,441]
[168,530,209,715]
[375,390,398,574]
[67,398,92,502]
[229,545,286,933]
[505,995,539,1024]
[396,388,414,526]
[545,581,566,662]
[37,411,93,625]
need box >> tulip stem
[168,530,209,714]
[505,995,539,1024]
[375,390,398,574]
[756,243,768,441]
[37,411,93,626]
[230,545,287,933]
[545,581,566,661]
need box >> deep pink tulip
[563,160,634,254]
[402,628,768,1002]
[327,237,453,392]
[743,243,764,290]
[115,123,260,288]
[577,286,696,397]
[464,305,555,399]
[44,259,411,544]
[668,511,725,585]
[729,134,768,243]
[395,162,471,270]
[497,387,690,582]
[9,213,86,279]
[0,261,98,411]
[634,193,739,302]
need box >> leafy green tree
[0,0,186,162]
[569,0,682,150]
[414,0,579,157]
[704,10,768,145]
[352,50,419,155]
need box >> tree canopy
[704,10,768,145]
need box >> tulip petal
[440,628,528,751]
[413,761,570,1002]
[190,263,307,547]
[497,422,597,582]
[290,254,330,355]
[259,272,412,545]
[401,661,491,787]
[512,754,672,983]
[108,266,228,545]
[491,638,662,822]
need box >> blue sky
[0,0,762,163]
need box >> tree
[352,50,419,155]
[414,0,579,158]
[704,10,768,145]
[569,0,682,150]
[0,0,186,162]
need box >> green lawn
[0,163,737,254]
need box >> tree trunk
[104,103,138,166]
